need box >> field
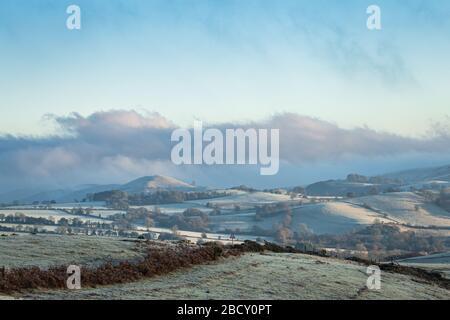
[208,191,450,236]
[21,251,450,300]
[0,234,147,269]
[0,209,109,224]
[3,190,450,241]
[5,202,107,209]
[398,252,450,279]
[209,199,392,235]
[197,191,293,209]
[131,203,213,215]
[1,234,449,300]
[347,192,450,227]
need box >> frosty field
[398,252,450,279]
[0,209,109,224]
[347,192,450,227]
[23,251,450,300]
[0,234,147,269]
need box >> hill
[209,191,450,236]
[23,250,450,300]
[398,252,450,279]
[382,164,450,184]
[0,175,195,204]
[305,164,450,197]
[305,180,388,197]
[120,175,195,193]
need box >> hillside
[1,235,449,300]
[120,175,195,193]
[346,192,450,227]
[305,164,450,197]
[398,252,450,279]
[382,164,450,184]
[209,201,389,235]
[306,180,386,197]
[209,191,450,236]
[23,251,450,300]
[0,234,148,269]
[0,175,195,204]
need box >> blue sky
[1,0,450,136]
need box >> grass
[0,234,448,300]
[0,234,148,269]
[0,239,288,294]
[0,243,232,293]
[348,192,450,227]
[24,252,450,300]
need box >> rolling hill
[0,175,196,204]
[18,246,450,300]
[120,175,195,193]
[382,164,450,184]
[305,164,450,197]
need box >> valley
[1,165,450,299]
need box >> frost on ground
[398,252,450,279]
[25,252,450,300]
[0,209,109,223]
[347,192,450,227]
[0,234,148,269]
[211,191,450,236]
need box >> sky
[1,0,450,191]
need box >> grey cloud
[0,110,449,191]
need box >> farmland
[20,249,450,300]
[0,234,148,269]
[1,186,450,300]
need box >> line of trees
[436,188,450,212]
[87,190,230,209]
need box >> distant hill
[382,164,450,184]
[16,184,121,204]
[120,175,195,193]
[306,164,450,197]
[306,180,375,197]
[306,178,398,197]
[3,164,450,203]
[0,175,196,204]
[0,189,42,203]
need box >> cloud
[264,113,450,162]
[0,109,449,191]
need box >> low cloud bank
[0,110,449,191]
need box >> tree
[55,226,68,234]
[298,223,313,239]
[368,186,379,195]
[230,233,236,245]
[276,226,293,245]
[355,243,368,259]
[347,174,368,183]
[292,186,306,195]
